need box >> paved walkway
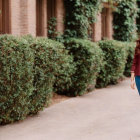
[0,78,140,140]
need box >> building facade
[0,0,113,42]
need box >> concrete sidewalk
[0,78,140,140]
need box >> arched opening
[88,24,95,41]
[47,0,56,38]
[101,7,113,40]
[101,8,108,39]
[36,0,47,36]
[47,0,56,22]
[0,0,10,34]
[36,0,56,37]
[137,0,140,34]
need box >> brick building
[0,0,113,42]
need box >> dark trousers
[135,76,140,95]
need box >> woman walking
[131,39,140,95]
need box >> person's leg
[135,76,140,96]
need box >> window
[0,0,10,34]
[36,0,56,36]
[47,0,56,37]
[0,0,2,33]
[88,24,95,41]
[101,8,108,39]
[36,0,45,36]
[47,0,56,22]
[137,1,140,33]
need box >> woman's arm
[131,72,135,82]
[131,48,137,89]
[131,72,135,89]
[131,48,137,74]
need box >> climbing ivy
[113,0,138,41]
[137,0,140,34]
[48,0,138,42]
[64,0,102,39]
[48,17,57,39]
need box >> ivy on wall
[48,0,138,42]
[113,0,138,42]
[137,0,140,34]
[64,0,102,39]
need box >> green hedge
[0,35,73,124]
[0,35,34,124]
[123,42,136,77]
[0,35,134,124]
[22,35,75,95]
[29,37,74,114]
[96,40,128,88]
[52,45,75,95]
[113,0,137,42]
[63,38,103,96]
[21,35,53,114]
[28,38,55,114]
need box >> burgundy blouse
[131,48,140,76]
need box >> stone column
[10,0,36,36]
[93,13,102,42]
[55,0,65,33]
[20,0,28,35]
[36,0,47,36]
[106,8,113,40]
[27,0,36,36]
[10,0,21,35]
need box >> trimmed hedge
[21,35,54,114]
[28,38,54,114]
[0,35,34,124]
[123,42,136,77]
[52,46,75,95]
[96,40,128,88]
[0,35,134,124]
[0,35,73,124]
[22,35,75,95]
[63,38,103,96]
[29,37,74,114]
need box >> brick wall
[10,0,36,36]
[20,0,28,35]
[55,0,65,33]
[106,8,113,40]
[27,0,36,36]
[93,8,113,42]
[10,0,21,35]
[93,13,102,42]
[36,0,65,37]
[36,0,47,36]
[8,0,113,40]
